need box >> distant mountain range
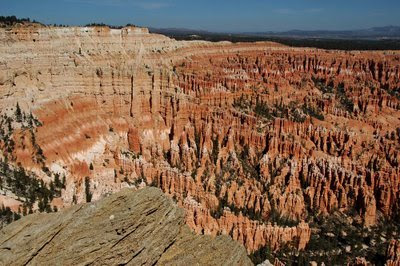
[150,26,400,40]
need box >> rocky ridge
[0,187,251,265]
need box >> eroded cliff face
[0,25,399,263]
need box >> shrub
[249,245,273,265]
[337,86,354,113]
[211,138,219,164]
[302,104,325,120]
[254,99,273,120]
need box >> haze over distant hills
[248,26,400,39]
[151,26,400,40]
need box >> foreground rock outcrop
[0,187,251,265]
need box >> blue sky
[1,0,399,32]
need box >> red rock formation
[183,198,311,252]
[348,257,368,266]
[386,240,400,266]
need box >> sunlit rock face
[1,24,400,258]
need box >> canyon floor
[0,23,399,265]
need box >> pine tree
[15,102,22,123]
[54,173,62,188]
[49,181,55,200]
[85,177,92,203]
[62,175,66,189]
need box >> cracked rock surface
[0,187,251,266]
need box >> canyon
[0,24,399,264]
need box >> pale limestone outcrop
[0,187,251,265]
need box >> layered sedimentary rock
[0,24,400,262]
[0,187,251,265]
